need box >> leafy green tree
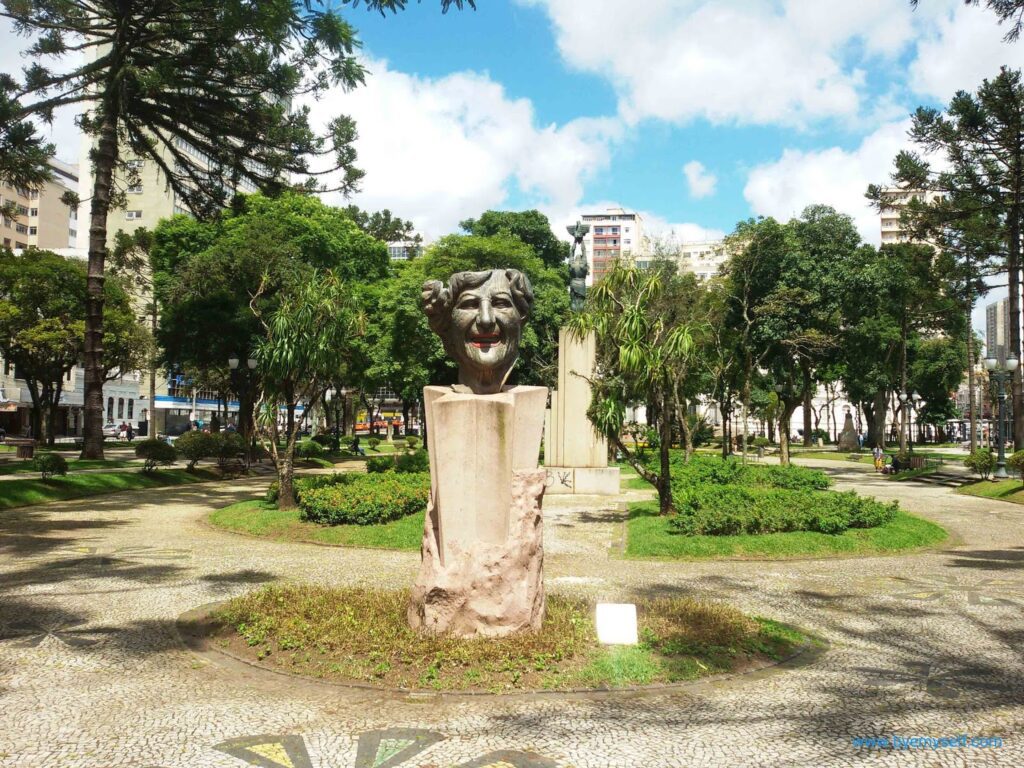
[909,336,970,442]
[869,68,1024,446]
[157,192,387,457]
[460,210,570,269]
[0,249,143,443]
[341,205,417,243]
[255,273,353,509]
[568,261,695,515]
[1,0,468,459]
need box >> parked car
[102,423,120,440]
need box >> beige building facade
[579,207,648,282]
[1,158,78,251]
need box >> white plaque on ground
[595,603,638,645]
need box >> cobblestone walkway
[2,461,1024,767]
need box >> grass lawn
[0,468,219,511]
[0,457,137,476]
[210,585,808,692]
[625,500,947,559]
[208,499,423,549]
[957,478,1024,504]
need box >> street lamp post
[985,356,1018,479]
[228,355,258,464]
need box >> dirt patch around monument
[192,584,811,694]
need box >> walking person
[872,444,884,472]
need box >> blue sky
[6,0,1022,332]
[319,0,1024,335]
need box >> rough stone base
[407,469,546,638]
[543,466,621,495]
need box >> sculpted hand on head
[422,269,534,395]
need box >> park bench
[3,437,35,460]
[217,454,248,478]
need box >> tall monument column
[543,222,620,495]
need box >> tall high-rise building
[579,207,647,281]
[1,159,79,251]
[986,298,1012,364]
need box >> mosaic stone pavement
[1,460,1024,767]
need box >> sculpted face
[422,269,534,395]
[449,271,521,383]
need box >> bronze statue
[567,220,589,311]
[422,269,535,395]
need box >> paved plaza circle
[2,460,1023,767]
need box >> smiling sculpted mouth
[470,332,501,348]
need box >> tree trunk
[778,400,798,465]
[277,454,296,509]
[802,365,813,446]
[656,393,673,515]
[82,113,119,460]
[1009,204,1022,448]
[967,322,978,451]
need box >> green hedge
[32,452,68,478]
[366,449,429,475]
[668,455,831,492]
[300,472,429,525]
[670,483,897,536]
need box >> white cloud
[306,58,621,238]
[683,160,717,199]
[909,2,1024,102]
[519,0,924,127]
[743,120,913,245]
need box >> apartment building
[878,188,944,244]
[579,207,647,282]
[1,158,79,251]
[635,239,729,281]
[986,298,1011,365]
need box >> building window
[29,207,38,217]
[15,223,27,234]
[29,189,38,200]
[127,184,143,194]
[107,397,114,422]
[16,204,28,216]
[126,210,143,220]
[128,399,134,419]
[15,241,26,248]
[126,159,144,169]
[28,226,37,236]
[117,398,124,419]
[2,238,9,247]
[68,230,77,239]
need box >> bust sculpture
[422,268,534,395]
[566,221,589,312]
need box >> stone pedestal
[543,327,620,494]
[408,385,548,638]
[837,412,860,452]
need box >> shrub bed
[670,485,897,536]
[662,455,894,537]
[300,472,429,525]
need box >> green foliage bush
[405,435,419,450]
[1007,450,1024,482]
[667,455,831,492]
[669,485,897,536]
[265,472,357,504]
[395,448,429,474]
[367,436,381,452]
[296,438,325,459]
[752,436,770,448]
[174,430,219,470]
[965,448,995,480]
[136,439,177,472]
[215,431,247,459]
[310,434,334,447]
[662,455,889,537]
[366,455,394,473]
[300,472,429,525]
[33,452,68,479]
